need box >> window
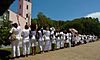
[26,14,28,18]
[26,5,28,9]
[19,13,21,15]
[26,0,30,2]
[19,5,21,9]
[28,0,30,2]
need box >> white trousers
[22,41,30,55]
[68,39,71,47]
[44,40,50,51]
[11,40,20,57]
[60,39,64,48]
[80,40,84,44]
[38,41,44,51]
[86,39,89,43]
[49,40,52,50]
[56,39,60,49]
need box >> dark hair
[13,23,18,28]
[63,30,67,34]
[37,27,41,31]
[43,26,47,30]
[25,25,29,29]
[30,23,36,31]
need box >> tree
[0,20,12,47]
[32,12,100,37]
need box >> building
[0,0,32,29]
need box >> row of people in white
[77,34,98,44]
[10,23,98,58]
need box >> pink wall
[18,0,32,26]
[8,10,26,29]
[22,1,32,18]
[8,0,32,29]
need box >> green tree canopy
[0,20,12,46]
[32,12,100,37]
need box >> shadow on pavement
[0,50,11,60]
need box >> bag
[10,29,16,41]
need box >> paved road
[16,40,100,60]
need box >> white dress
[50,31,56,44]
[60,32,64,48]
[56,32,60,49]
[38,30,44,51]
[66,33,72,47]
[44,30,51,51]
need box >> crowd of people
[9,22,98,59]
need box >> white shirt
[56,32,60,40]
[21,29,30,42]
[10,26,21,40]
[31,31,36,40]
[51,31,54,35]
[50,31,55,39]
[44,30,50,40]
[38,30,44,41]
[60,32,64,39]
[66,33,72,40]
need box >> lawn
[0,46,40,60]
[0,43,57,60]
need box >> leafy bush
[0,20,12,46]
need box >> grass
[0,44,57,59]
[0,45,42,59]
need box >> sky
[10,0,100,21]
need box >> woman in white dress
[67,30,72,48]
[44,27,51,52]
[50,27,56,51]
[60,30,64,49]
[55,29,60,49]
[21,25,30,56]
[38,27,44,53]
